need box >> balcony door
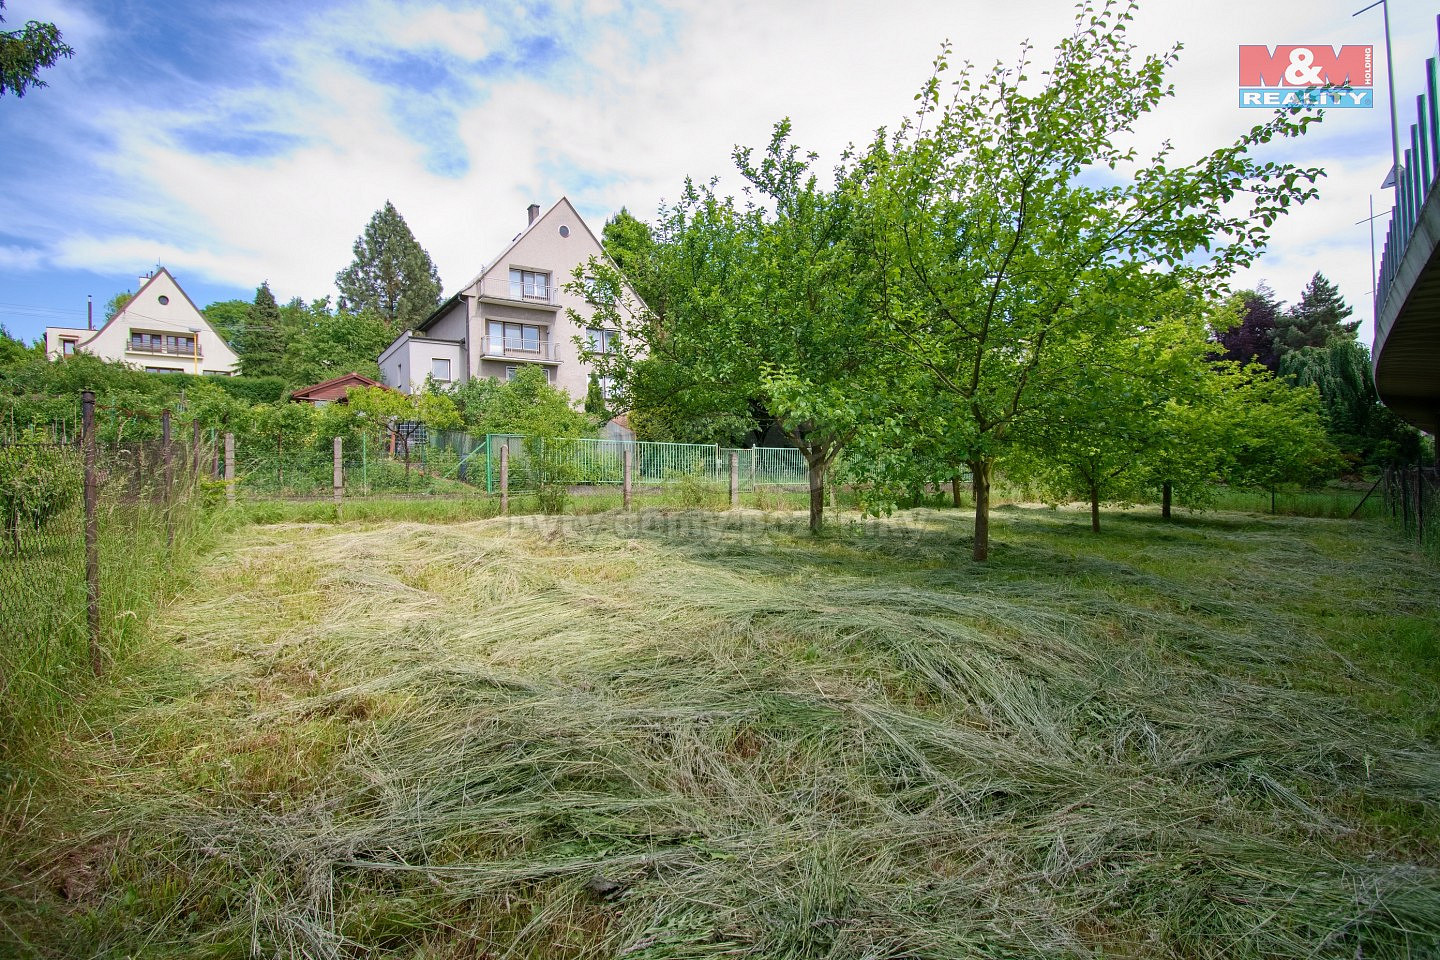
[487,321,543,356]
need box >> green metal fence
[481,435,808,493]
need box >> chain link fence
[1,394,211,756]
[1382,464,1439,559]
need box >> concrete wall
[380,333,465,394]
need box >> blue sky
[1,0,1435,345]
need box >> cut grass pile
[3,504,1439,958]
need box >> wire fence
[1382,464,1439,559]
[478,435,809,493]
[220,431,809,501]
[1,394,211,757]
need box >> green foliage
[0,432,80,541]
[584,373,605,417]
[281,301,390,386]
[1273,271,1358,356]
[334,201,443,333]
[104,290,133,322]
[856,4,1322,558]
[452,365,593,439]
[1210,362,1340,494]
[1279,338,1422,469]
[0,0,73,98]
[238,281,285,378]
[211,374,287,405]
[201,300,249,347]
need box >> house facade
[44,268,239,375]
[378,198,636,401]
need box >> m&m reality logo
[1238,45,1374,108]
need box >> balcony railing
[480,336,560,361]
[128,341,202,358]
[475,278,559,306]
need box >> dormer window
[509,268,549,301]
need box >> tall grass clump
[4,505,1438,957]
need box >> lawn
[3,503,1438,958]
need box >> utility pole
[1355,0,1402,189]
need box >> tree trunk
[970,458,992,562]
[1161,481,1172,520]
[808,458,826,534]
[1090,481,1101,533]
[951,473,962,508]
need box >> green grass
[3,503,1438,958]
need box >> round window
[559,225,570,238]
[157,295,170,305]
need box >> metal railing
[127,341,202,358]
[474,277,559,306]
[1374,15,1440,335]
[480,336,561,361]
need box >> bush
[0,439,82,548]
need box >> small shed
[289,372,388,406]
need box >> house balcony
[474,278,560,308]
[480,336,561,364]
[127,342,202,358]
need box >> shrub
[0,438,82,548]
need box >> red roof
[289,372,389,403]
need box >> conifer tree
[239,281,285,378]
[335,201,443,333]
[1214,284,1284,371]
[1273,271,1358,355]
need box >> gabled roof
[77,266,219,347]
[290,371,388,401]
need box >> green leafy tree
[575,122,884,532]
[601,206,663,316]
[104,290,133,321]
[1213,285,1283,371]
[1280,338,1422,468]
[0,0,73,98]
[1273,271,1358,356]
[584,373,605,416]
[1012,299,1211,532]
[282,300,390,386]
[238,281,285,378]
[202,299,250,347]
[859,3,1322,559]
[335,201,443,333]
[1211,363,1339,504]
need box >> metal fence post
[224,432,235,504]
[82,390,101,677]
[333,436,343,506]
[729,452,739,509]
[623,448,632,510]
[161,409,173,548]
[500,442,510,515]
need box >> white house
[45,268,239,376]
[379,197,640,401]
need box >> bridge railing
[1375,15,1440,340]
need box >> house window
[145,366,182,374]
[508,268,549,301]
[587,328,617,354]
[157,295,170,305]
[60,339,77,356]
[432,358,451,382]
[488,321,543,355]
[503,365,519,381]
[599,376,616,399]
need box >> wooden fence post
[161,409,173,549]
[224,432,235,504]
[333,437,344,506]
[500,442,510,515]
[729,452,739,509]
[623,448,632,510]
[82,390,101,677]
[191,420,201,483]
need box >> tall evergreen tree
[335,201,443,333]
[1273,271,1358,356]
[1214,283,1283,371]
[239,281,285,378]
